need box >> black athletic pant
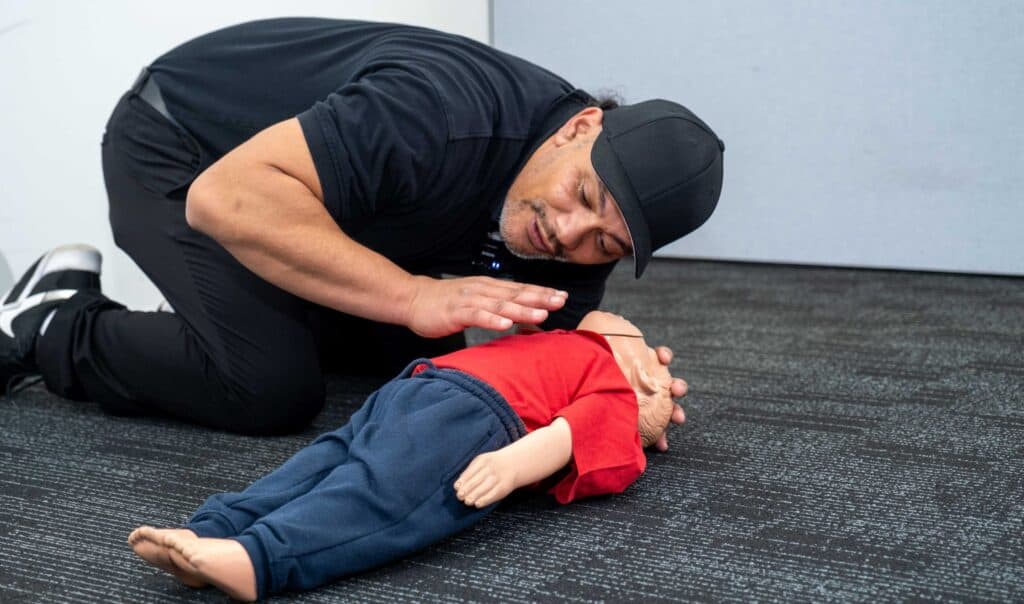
[35,85,463,435]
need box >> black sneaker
[1,244,102,395]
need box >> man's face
[499,107,633,264]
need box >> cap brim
[591,133,651,278]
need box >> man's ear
[553,106,604,146]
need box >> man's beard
[498,199,567,262]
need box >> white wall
[0,0,489,305]
[495,1,1024,276]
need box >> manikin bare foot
[129,527,207,588]
[160,533,258,601]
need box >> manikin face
[499,107,633,265]
[577,311,674,446]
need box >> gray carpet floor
[1,258,1022,602]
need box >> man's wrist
[399,274,431,329]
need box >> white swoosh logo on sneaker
[0,289,78,338]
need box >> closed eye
[577,178,591,209]
[579,177,615,256]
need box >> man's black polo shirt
[148,18,617,329]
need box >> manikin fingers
[455,466,487,496]
[474,485,506,508]
[464,473,496,499]
[463,475,498,506]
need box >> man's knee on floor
[231,369,325,435]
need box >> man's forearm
[187,152,418,327]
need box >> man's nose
[554,210,600,251]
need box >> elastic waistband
[398,358,527,442]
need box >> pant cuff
[235,532,271,600]
[35,290,123,401]
[185,513,237,538]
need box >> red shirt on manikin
[427,330,646,504]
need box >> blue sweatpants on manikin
[184,359,526,598]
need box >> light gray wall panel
[494,1,1024,275]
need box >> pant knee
[227,367,325,435]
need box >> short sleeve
[296,66,449,225]
[551,390,646,504]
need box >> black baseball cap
[591,99,725,278]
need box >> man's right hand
[405,275,568,338]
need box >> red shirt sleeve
[550,390,647,504]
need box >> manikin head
[500,100,725,277]
[577,310,674,448]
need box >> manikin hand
[406,275,568,338]
[453,450,519,508]
[652,346,688,452]
[454,418,573,508]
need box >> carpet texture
[1,258,1022,602]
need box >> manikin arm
[454,418,573,508]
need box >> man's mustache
[530,201,564,259]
